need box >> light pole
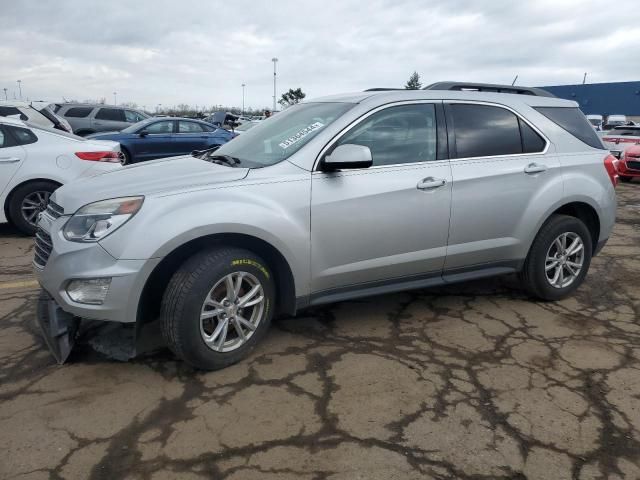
[3,88,7,100]
[271,57,278,112]
[242,83,246,116]
[17,80,22,100]
[113,92,117,105]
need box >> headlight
[63,196,144,242]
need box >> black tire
[620,176,633,183]
[520,214,593,301]
[120,147,131,165]
[160,247,275,370]
[8,181,59,236]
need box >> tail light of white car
[75,151,122,163]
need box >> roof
[539,81,640,116]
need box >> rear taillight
[604,154,619,187]
[75,151,121,163]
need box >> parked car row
[86,117,236,164]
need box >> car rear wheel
[160,247,275,370]
[520,214,592,301]
[8,181,59,235]
[620,175,633,182]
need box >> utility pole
[271,57,278,112]
[113,92,117,105]
[242,83,246,115]
[3,88,7,100]
[17,80,22,100]
[582,72,587,85]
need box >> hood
[53,155,249,213]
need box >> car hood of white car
[53,155,249,213]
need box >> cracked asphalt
[1,183,639,480]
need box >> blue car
[87,117,236,164]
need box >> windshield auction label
[279,122,325,149]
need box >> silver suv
[34,83,618,370]
[54,103,149,136]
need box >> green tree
[278,88,306,108]
[405,71,422,90]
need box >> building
[539,81,640,123]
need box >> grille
[45,201,64,219]
[627,160,640,171]
[34,229,53,269]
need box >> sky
[1,0,639,111]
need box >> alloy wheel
[545,232,585,289]
[199,271,265,353]
[21,191,50,226]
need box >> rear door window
[450,104,523,158]
[64,107,93,118]
[6,126,37,146]
[178,121,206,133]
[535,107,604,149]
[96,108,126,122]
[144,121,174,134]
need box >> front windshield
[588,119,600,126]
[121,118,157,133]
[213,102,353,166]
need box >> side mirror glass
[322,144,373,171]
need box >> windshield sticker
[278,122,325,149]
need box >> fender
[99,175,312,297]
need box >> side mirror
[322,144,373,171]
[139,130,149,137]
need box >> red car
[619,145,640,182]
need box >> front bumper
[34,214,161,324]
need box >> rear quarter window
[535,107,604,149]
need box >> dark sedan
[87,117,236,164]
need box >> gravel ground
[0,183,639,480]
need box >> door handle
[417,177,446,190]
[0,156,20,163]
[524,163,547,174]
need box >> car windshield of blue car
[121,118,158,133]
[212,102,354,167]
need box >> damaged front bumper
[33,213,163,364]
[37,289,163,364]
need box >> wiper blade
[207,154,241,167]
[191,145,221,158]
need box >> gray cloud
[1,0,638,109]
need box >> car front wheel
[520,214,593,301]
[160,247,275,370]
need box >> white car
[0,116,122,235]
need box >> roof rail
[364,88,405,92]
[423,81,556,98]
